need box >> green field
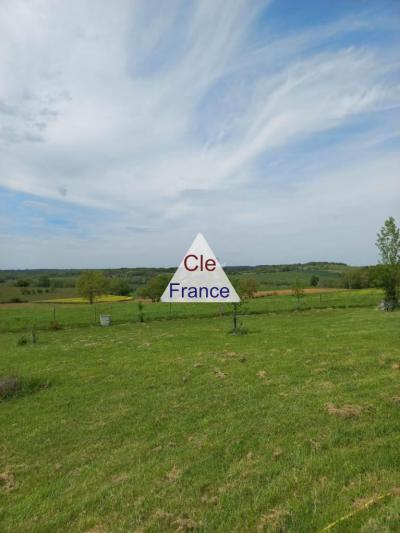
[1,291,399,532]
[0,262,356,304]
[0,289,383,334]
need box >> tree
[15,279,30,287]
[376,217,400,264]
[76,271,107,304]
[310,275,319,287]
[110,278,131,296]
[37,275,50,288]
[375,217,400,310]
[138,274,170,302]
[292,278,305,308]
[240,277,258,299]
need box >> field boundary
[0,299,383,333]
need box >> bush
[15,279,30,287]
[0,377,50,401]
[50,320,62,330]
[0,377,22,399]
[137,301,145,322]
[17,336,28,346]
[37,275,50,288]
[110,278,131,296]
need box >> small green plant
[137,301,145,323]
[292,278,305,308]
[229,303,248,335]
[17,336,28,346]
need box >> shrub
[0,377,50,401]
[0,377,22,399]
[17,336,28,346]
[15,279,30,287]
[138,301,145,322]
[110,278,131,296]
[37,275,50,287]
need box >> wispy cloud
[0,0,399,267]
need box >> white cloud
[0,0,399,267]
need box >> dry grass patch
[0,470,16,492]
[173,516,201,530]
[319,381,335,391]
[165,464,181,483]
[272,447,283,460]
[213,368,226,379]
[110,472,129,484]
[257,508,290,532]
[326,402,363,417]
[201,493,218,505]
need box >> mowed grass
[1,307,399,532]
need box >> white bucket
[99,314,111,326]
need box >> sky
[0,0,399,269]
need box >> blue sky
[0,0,399,268]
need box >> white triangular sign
[161,233,240,303]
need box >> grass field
[0,289,383,333]
[1,292,399,532]
[40,295,134,304]
[0,262,353,304]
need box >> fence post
[232,303,238,333]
